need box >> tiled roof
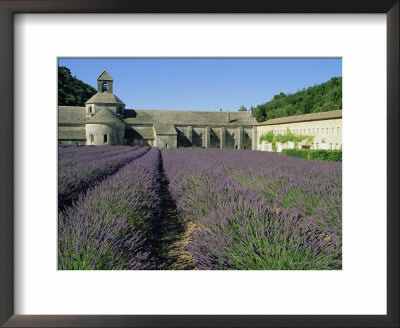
[87,107,126,125]
[153,124,177,135]
[124,110,257,126]
[58,127,86,140]
[97,69,113,81]
[257,110,342,126]
[85,92,125,105]
[125,126,155,140]
[58,106,86,125]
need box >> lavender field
[58,146,342,270]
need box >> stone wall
[210,127,221,148]
[174,125,253,149]
[86,123,125,146]
[243,128,253,150]
[225,128,237,149]
[86,104,125,118]
[176,126,192,147]
[58,140,85,146]
[192,127,206,148]
[155,135,177,148]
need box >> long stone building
[256,110,342,151]
[58,70,342,151]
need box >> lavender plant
[161,148,342,270]
[58,148,162,270]
[58,146,149,210]
[59,146,138,168]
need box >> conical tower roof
[85,92,125,105]
[87,107,125,125]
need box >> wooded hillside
[58,66,97,106]
[253,77,342,122]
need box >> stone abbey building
[58,70,342,151]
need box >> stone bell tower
[97,69,113,93]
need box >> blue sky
[59,58,341,111]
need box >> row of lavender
[161,148,342,270]
[191,149,342,230]
[58,146,149,210]
[59,145,139,167]
[59,147,162,270]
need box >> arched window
[317,128,319,134]
[90,133,94,143]
[337,127,340,134]
[88,106,92,113]
[332,127,334,134]
[102,82,108,92]
[103,134,108,144]
[232,133,235,138]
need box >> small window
[332,127,334,134]
[232,133,235,138]
[312,128,315,134]
[322,128,324,134]
[317,128,319,134]
[103,134,108,144]
[326,128,329,135]
[335,143,339,149]
[337,127,340,134]
[90,133,94,143]
[308,129,310,134]
[316,143,319,149]
[330,143,333,149]
[102,82,108,92]
[88,106,92,113]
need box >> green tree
[238,105,247,112]
[253,77,342,122]
[58,66,97,106]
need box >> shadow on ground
[150,160,196,270]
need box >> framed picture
[1,0,398,327]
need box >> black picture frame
[0,1,398,327]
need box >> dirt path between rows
[151,158,196,270]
